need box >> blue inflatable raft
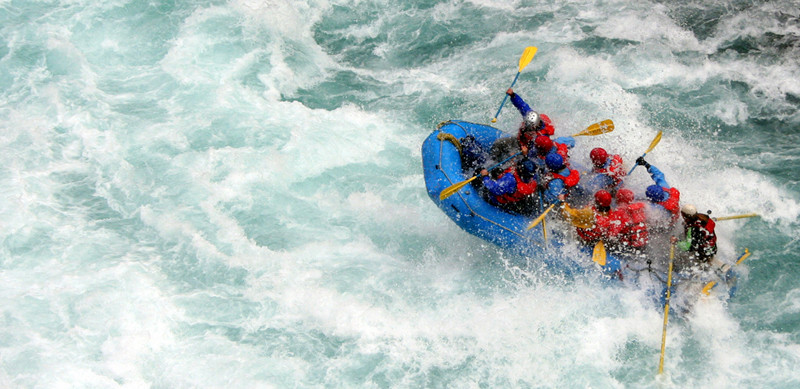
[422,120,743,303]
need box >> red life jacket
[532,142,571,167]
[552,168,580,188]
[494,168,537,204]
[540,114,555,136]
[592,154,625,186]
[575,208,625,243]
[687,216,717,258]
[619,202,649,248]
[554,142,570,163]
[658,187,681,221]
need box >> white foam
[2,0,800,386]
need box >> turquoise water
[1,0,799,387]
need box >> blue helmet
[646,184,667,202]
[545,152,564,171]
[522,159,536,172]
[518,159,536,181]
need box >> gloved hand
[506,88,514,96]
[635,157,651,168]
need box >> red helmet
[534,135,553,154]
[616,188,634,204]
[590,147,608,167]
[594,190,612,208]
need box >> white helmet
[681,204,697,216]
[523,111,541,129]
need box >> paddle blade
[628,130,665,176]
[592,241,607,266]
[572,119,614,137]
[527,203,555,230]
[493,47,537,122]
[645,131,663,154]
[701,281,717,296]
[518,46,538,72]
[735,248,751,265]
[702,248,750,296]
[439,176,478,200]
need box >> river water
[1,0,799,387]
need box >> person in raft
[559,190,626,246]
[635,157,681,228]
[490,88,574,161]
[507,88,555,144]
[480,158,539,215]
[520,136,574,187]
[528,135,573,167]
[615,188,649,255]
[671,204,718,268]
[586,147,626,193]
[509,89,576,154]
[540,153,581,205]
[574,147,626,206]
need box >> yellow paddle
[713,213,759,221]
[701,248,751,296]
[658,243,676,376]
[526,203,557,231]
[525,198,595,231]
[592,241,607,266]
[571,119,614,137]
[628,130,663,175]
[700,281,715,296]
[538,192,548,243]
[491,46,538,123]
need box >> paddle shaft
[539,191,547,242]
[658,244,675,375]
[491,47,537,123]
[713,213,759,221]
[492,73,521,121]
[487,152,521,175]
[628,131,663,176]
[527,200,561,231]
